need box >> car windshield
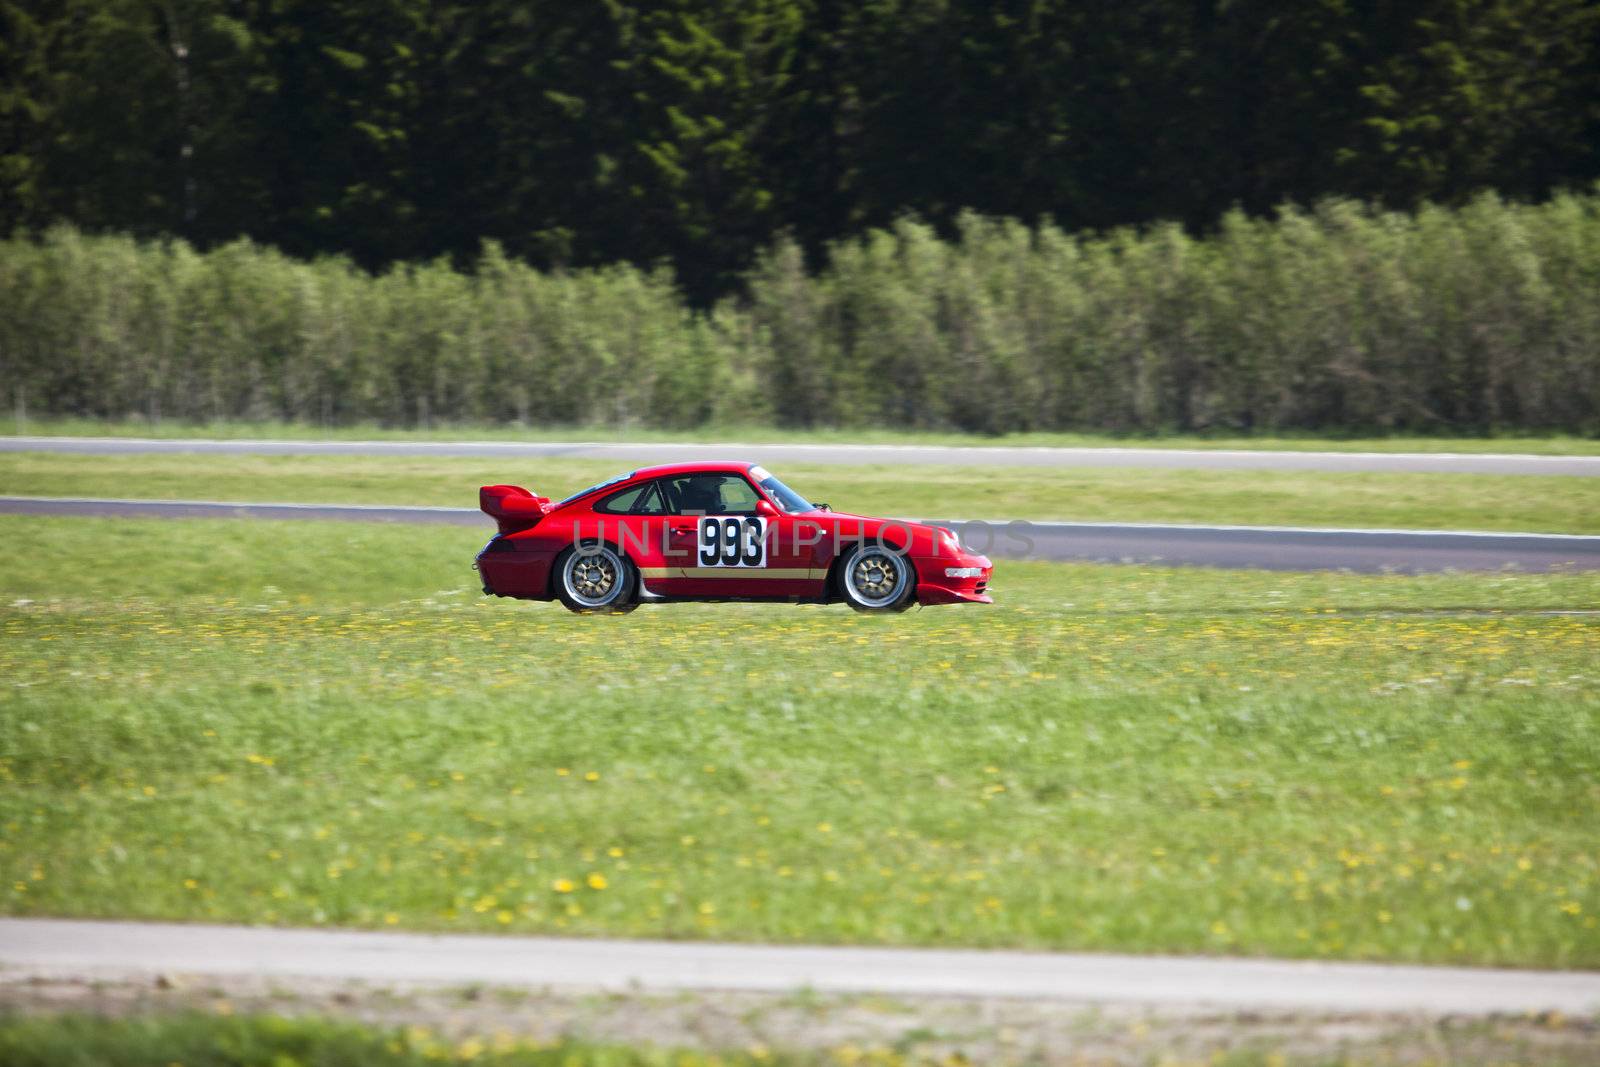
[751,466,815,513]
[556,472,633,507]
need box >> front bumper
[911,551,993,605]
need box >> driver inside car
[675,476,725,515]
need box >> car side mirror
[755,500,779,517]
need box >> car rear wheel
[837,544,914,613]
[555,545,637,614]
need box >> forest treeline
[4,193,1597,435]
[5,1,1600,303]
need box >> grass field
[5,450,1599,533]
[9,416,1600,455]
[2,515,1597,968]
[3,1011,1596,1067]
[0,1015,763,1067]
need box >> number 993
[699,516,767,567]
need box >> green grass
[0,1014,748,1067]
[4,451,1599,532]
[2,515,1598,967]
[8,1013,1592,1067]
[8,415,1600,454]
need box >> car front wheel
[837,544,915,613]
[554,545,638,614]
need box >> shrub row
[3,192,1598,434]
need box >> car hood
[804,510,950,550]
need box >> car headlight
[944,566,984,578]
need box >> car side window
[716,477,761,513]
[596,483,650,514]
[632,482,667,515]
[666,474,761,515]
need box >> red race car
[475,462,993,614]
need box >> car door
[654,472,819,598]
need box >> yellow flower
[551,878,575,893]
[587,872,608,890]
[584,771,600,782]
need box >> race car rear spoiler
[480,484,553,534]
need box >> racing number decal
[698,516,767,567]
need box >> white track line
[3,435,1595,462]
[5,436,1598,476]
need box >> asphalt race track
[4,495,1599,572]
[5,435,1599,475]
[934,518,1600,573]
[1,918,1596,1014]
[0,496,480,527]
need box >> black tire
[554,545,637,614]
[835,543,915,613]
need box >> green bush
[3,192,1598,435]
[753,195,1600,434]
